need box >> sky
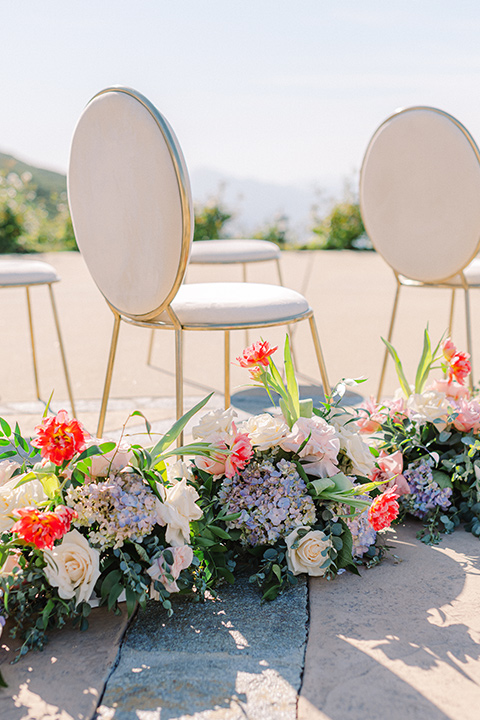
[3,1,480,202]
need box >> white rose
[407,389,449,430]
[43,529,100,605]
[0,460,20,487]
[0,475,47,534]
[167,459,194,484]
[286,526,332,576]
[239,413,289,451]
[192,407,237,442]
[330,415,375,477]
[156,479,203,546]
[147,544,194,594]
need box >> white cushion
[0,259,59,286]
[190,239,281,264]
[400,256,480,287]
[155,282,309,327]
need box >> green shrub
[193,200,233,241]
[253,214,292,248]
[311,201,370,250]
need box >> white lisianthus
[407,389,449,430]
[156,479,203,546]
[192,407,237,442]
[0,475,47,534]
[0,460,20,487]
[43,529,100,606]
[285,526,332,576]
[330,414,375,477]
[239,413,289,451]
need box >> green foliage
[253,214,292,248]
[311,201,369,251]
[193,199,233,241]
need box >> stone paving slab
[98,577,308,720]
[299,521,480,720]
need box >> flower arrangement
[358,329,480,543]
[0,396,227,660]
[188,337,399,600]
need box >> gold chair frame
[360,106,480,400]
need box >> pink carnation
[370,450,410,497]
[225,425,253,478]
[368,488,399,531]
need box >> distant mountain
[0,152,66,199]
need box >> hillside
[0,152,66,200]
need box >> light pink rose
[356,397,386,434]
[86,438,133,477]
[451,397,480,433]
[195,452,227,476]
[281,416,340,478]
[431,379,470,400]
[147,545,194,593]
[370,450,410,497]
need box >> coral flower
[368,488,399,531]
[236,340,278,368]
[442,338,471,385]
[11,505,77,550]
[224,424,253,478]
[32,410,89,465]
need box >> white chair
[0,258,76,413]
[360,106,480,398]
[147,238,283,363]
[67,86,330,436]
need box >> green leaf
[299,398,313,418]
[414,328,432,394]
[100,569,123,599]
[0,418,11,437]
[125,587,138,617]
[381,337,411,397]
[208,526,231,540]
[272,564,282,581]
[130,410,152,435]
[432,470,453,489]
[149,393,214,459]
[108,583,124,611]
[309,477,335,495]
[284,335,300,420]
[75,445,108,463]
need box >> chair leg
[448,289,455,336]
[377,282,402,401]
[224,330,231,409]
[307,315,330,398]
[275,257,285,286]
[97,314,121,437]
[242,264,249,347]
[48,285,76,417]
[25,287,40,401]
[147,329,155,365]
[175,329,184,447]
[464,287,474,391]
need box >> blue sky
[3,1,480,191]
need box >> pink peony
[370,450,410,497]
[451,397,480,434]
[442,338,471,385]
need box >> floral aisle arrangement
[0,397,228,660]
[358,329,480,543]
[187,338,400,600]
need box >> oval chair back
[68,86,192,320]
[360,106,480,396]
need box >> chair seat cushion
[0,259,59,286]
[189,239,281,264]
[158,282,309,327]
[400,257,480,288]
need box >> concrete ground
[0,249,480,719]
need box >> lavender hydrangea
[401,462,453,519]
[218,458,316,546]
[346,508,377,557]
[67,470,159,549]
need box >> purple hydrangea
[401,462,452,519]
[346,507,377,557]
[218,458,316,546]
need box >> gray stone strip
[97,576,308,720]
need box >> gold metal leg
[147,329,155,365]
[448,289,455,336]
[97,313,121,437]
[175,328,184,446]
[48,285,76,417]
[224,330,231,409]
[377,281,402,400]
[464,286,474,391]
[242,264,249,347]
[275,257,284,286]
[307,315,330,398]
[26,287,40,400]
